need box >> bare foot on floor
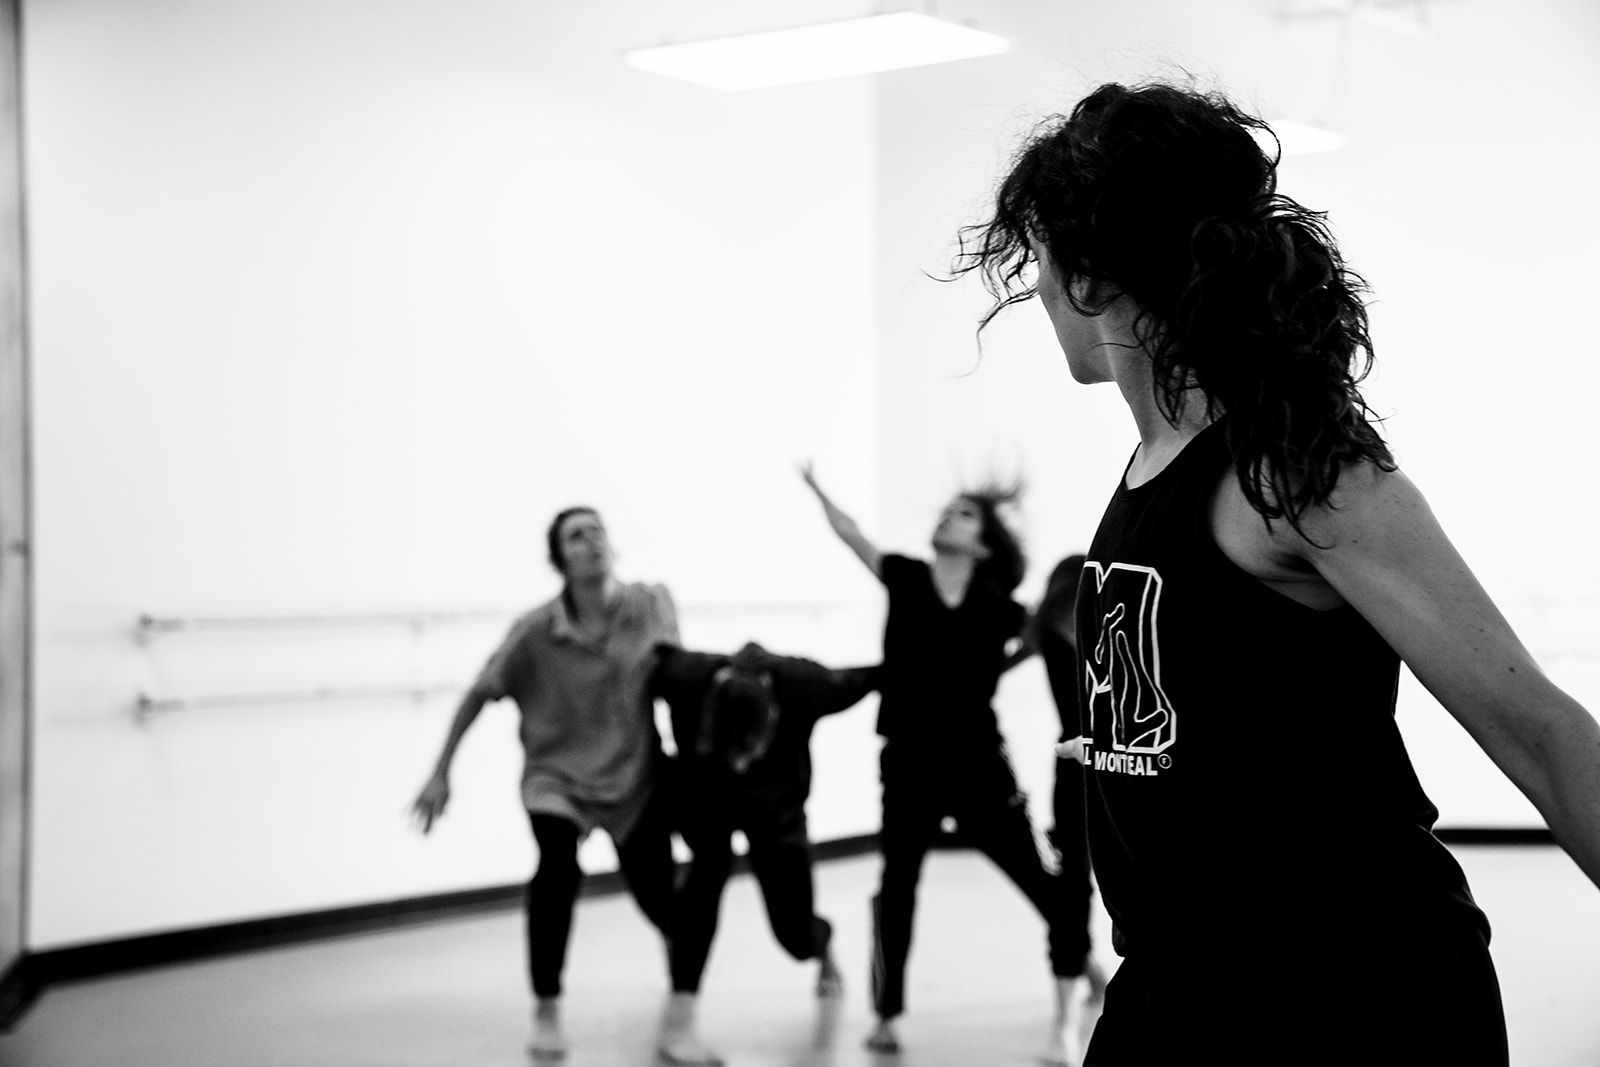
[865,1017,901,1053]
[1039,1024,1083,1067]
[659,993,724,1066]
[527,1001,568,1061]
[1042,972,1099,1067]
[658,1032,725,1066]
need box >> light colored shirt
[474,581,679,841]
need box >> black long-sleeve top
[651,643,879,820]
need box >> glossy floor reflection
[3,846,1599,1066]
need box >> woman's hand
[799,459,821,494]
[412,773,451,834]
[1055,736,1088,765]
[800,459,883,578]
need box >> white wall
[873,0,1600,832]
[23,0,1599,951]
[24,0,882,948]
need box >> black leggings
[870,745,1088,1019]
[669,805,832,994]
[524,789,676,998]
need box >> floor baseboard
[0,956,39,1035]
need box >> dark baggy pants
[669,798,832,993]
[524,782,677,999]
[870,743,1089,1020]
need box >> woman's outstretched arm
[1294,464,1600,891]
[800,460,883,579]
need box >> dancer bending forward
[649,641,879,1065]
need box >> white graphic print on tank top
[1081,561,1176,776]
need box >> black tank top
[1075,420,1485,955]
[875,553,1024,750]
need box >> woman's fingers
[411,786,448,833]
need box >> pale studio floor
[3,846,1600,1067]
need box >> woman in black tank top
[949,82,1600,1066]
[800,464,1096,1064]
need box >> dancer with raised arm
[952,81,1600,1065]
[801,463,1095,1065]
[411,506,680,1061]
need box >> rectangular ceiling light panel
[1271,119,1346,156]
[623,11,1011,92]
[1252,119,1346,157]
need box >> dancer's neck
[1114,359,1213,489]
[565,575,620,629]
[930,552,978,606]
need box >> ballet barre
[135,602,872,640]
[135,609,515,640]
[133,682,466,720]
[130,600,880,720]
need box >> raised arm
[1293,464,1600,890]
[800,460,883,579]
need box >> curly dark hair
[960,478,1027,595]
[952,81,1394,535]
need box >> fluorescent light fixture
[1280,0,1430,37]
[623,11,1010,92]
[1255,119,1346,157]
[1353,4,1429,36]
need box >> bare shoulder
[1208,466,1336,610]
[1292,462,1440,560]
[1209,458,1419,611]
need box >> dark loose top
[875,553,1027,752]
[1075,421,1485,958]
[651,644,879,821]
